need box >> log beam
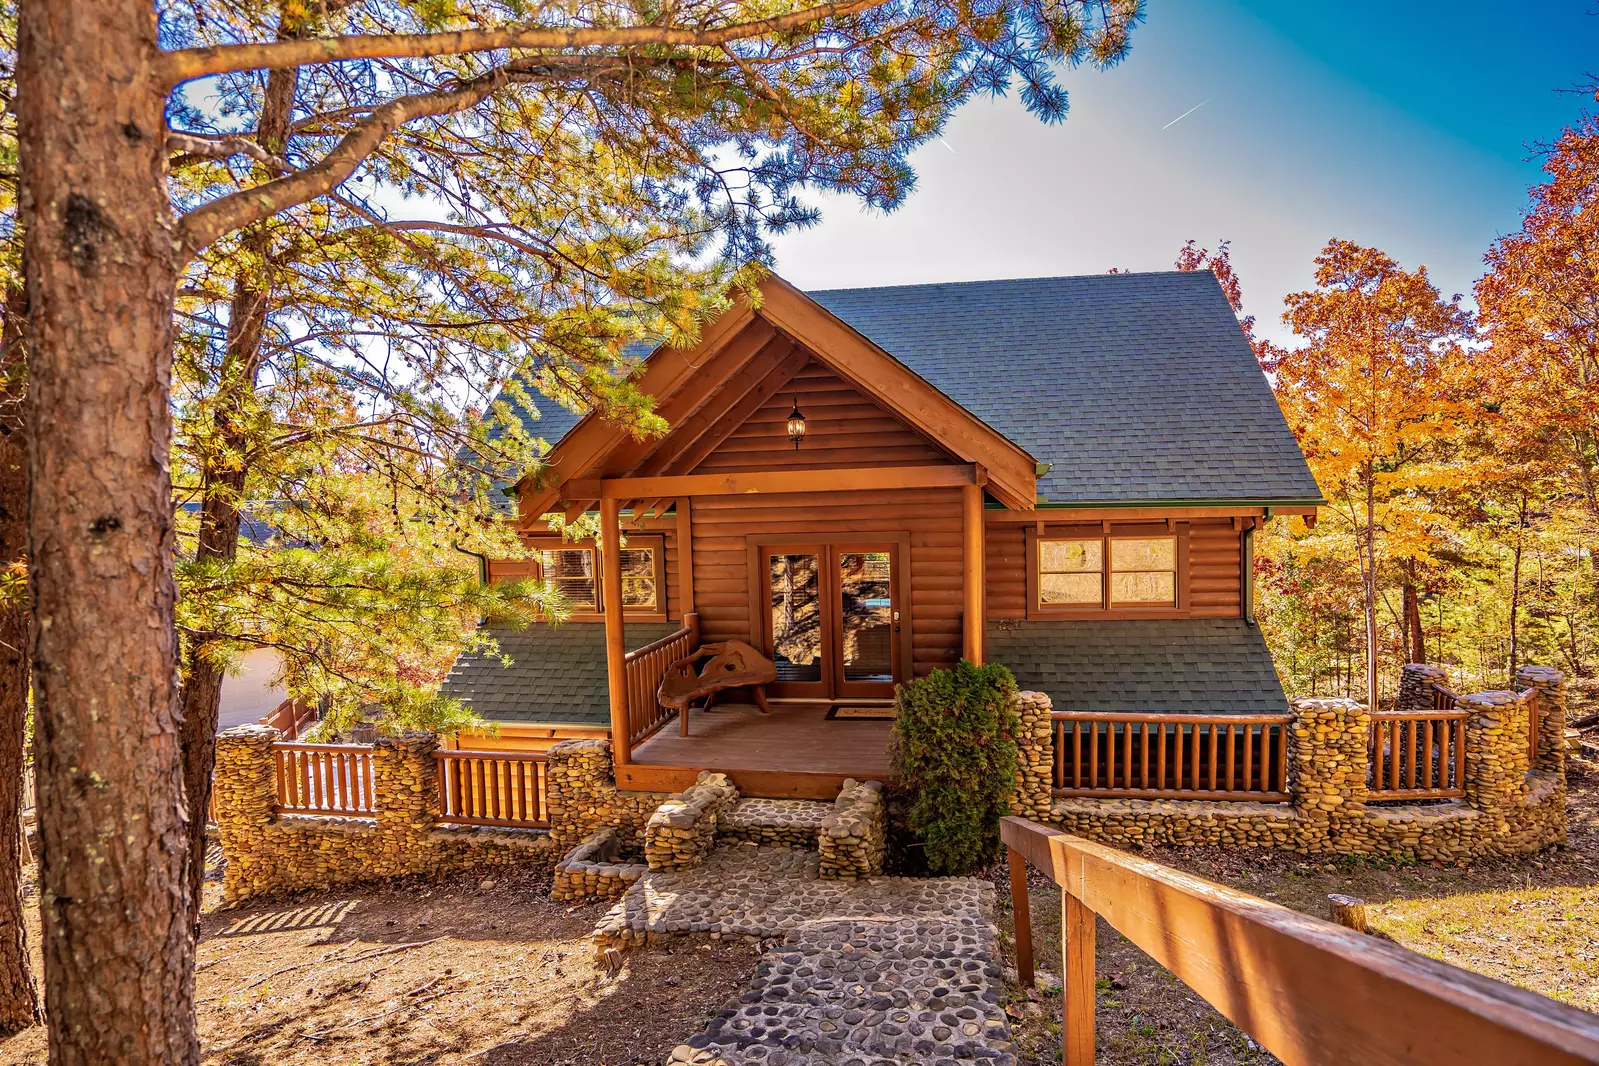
[566,463,978,501]
[601,497,629,766]
[963,477,986,664]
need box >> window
[1109,537,1176,606]
[1039,539,1103,606]
[523,535,665,618]
[1032,528,1183,614]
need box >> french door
[760,541,905,700]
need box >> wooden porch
[618,698,893,799]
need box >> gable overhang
[519,275,1038,524]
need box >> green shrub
[890,660,1020,875]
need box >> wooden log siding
[689,487,965,677]
[433,749,550,828]
[985,517,1245,619]
[271,742,375,816]
[624,615,699,746]
[1051,711,1292,801]
[1368,710,1468,799]
[1002,817,1599,1066]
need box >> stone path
[593,847,1016,1065]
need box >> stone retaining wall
[1018,665,1569,862]
[214,725,556,903]
[1012,691,1054,820]
[644,772,739,871]
[818,779,886,879]
[551,827,648,903]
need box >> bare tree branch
[157,0,892,86]
[166,131,290,172]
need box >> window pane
[1041,573,1103,605]
[769,553,822,682]
[1110,538,1175,572]
[619,547,657,609]
[840,551,893,682]
[541,548,596,609]
[1040,539,1102,574]
[1111,571,1176,605]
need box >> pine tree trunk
[1507,494,1526,687]
[0,283,39,1034]
[1403,577,1425,666]
[15,3,198,1062]
[177,53,297,935]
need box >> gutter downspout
[452,541,489,585]
[1243,508,1270,627]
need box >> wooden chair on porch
[657,640,779,737]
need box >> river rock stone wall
[718,798,831,848]
[818,779,886,879]
[644,772,740,871]
[551,827,648,903]
[1015,668,1568,862]
[1012,691,1054,820]
[214,725,556,903]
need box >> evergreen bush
[890,660,1020,875]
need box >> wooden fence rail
[433,749,549,829]
[1368,710,1467,799]
[1050,711,1292,801]
[624,613,699,747]
[272,742,374,816]
[1002,816,1599,1066]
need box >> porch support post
[962,476,986,665]
[601,496,630,766]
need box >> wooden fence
[272,742,375,816]
[1050,712,1292,801]
[1002,816,1599,1066]
[1369,709,1467,799]
[433,749,549,829]
[624,613,699,747]
[259,697,318,740]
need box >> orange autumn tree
[1263,240,1472,709]
[1175,238,1259,349]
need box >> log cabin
[439,270,1324,799]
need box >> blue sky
[770,1,1599,346]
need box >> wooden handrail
[624,621,695,664]
[1370,709,1468,721]
[1002,816,1599,1066]
[622,614,699,748]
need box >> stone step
[717,798,834,850]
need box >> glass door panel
[768,551,824,692]
[839,551,894,684]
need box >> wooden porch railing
[272,742,375,816]
[623,613,699,747]
[1369,709,1467,799]
[433,749,549,829]
[1522,686,1542,765]
[259,696,318,740]
[1050,712,1292,801]
[1002,816,1599,1066]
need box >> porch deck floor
[630,699,893,778]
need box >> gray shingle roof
[503,271,1321,506]
[441,621,677,726]
[985,618,1289,715]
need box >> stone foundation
[644,772,739,872]
[1018,666,1569,862]
[819,778,886,879]
[551,827,648,903]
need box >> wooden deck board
[630,699,892,778]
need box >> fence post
[1007,845,1034,988]
[1515,665,1567,775]
[546,738,619,849]
[1062,889,1096,1066]
[1288,697,1370,852]
[370,732,439,876]
[1459,691,1531,836]
[1013,691,1054,819]
[213,724,281,903]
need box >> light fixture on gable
[786,396,807,449]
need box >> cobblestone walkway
[594,847,1016,1065]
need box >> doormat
[826,705,897,720]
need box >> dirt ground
[991,760,1599,1066]
[0,863,757,1066]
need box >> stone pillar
[1515,665,1567,775]
[214,724,281,902]
[1397,664,1449,712]
[1288,697,1370,852]
[546,738,617,848]
[370,732,439,878]
[819,779,886,879]
[1460,690,1532,836]
[1011,691,1054,820]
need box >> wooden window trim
[524,534,668,622]
[1026,524,1190,619]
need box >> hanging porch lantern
[786,396,807,449]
